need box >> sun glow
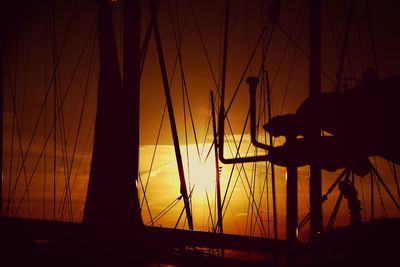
[182,144,217,196]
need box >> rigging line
[200,93,213,160]
[326,170,351,231]
[140,24,184,207]
[52,0,57,221]
[7,17,98,216]
[200,109,212,160]
[359,175,367,221]
[279,29,301,115]
[5,0,88,214]
[249,83,269,236]
[354,1,365,72]
[267,1,305,110]
[277,1,307,115]
[332,0,354,91]
[264,70,276,238]
[52,0,80,222]
[5,60,33,218]
[140,0,160,77]
[69,117,95,200]
[51,7,73,221]
[373,172,388,217]
[51,0,75,221]
[43,5,49,219]
[203,137,214,164]
[176,184,195,229]
[298,168,347,231]
[138,174,154,226]
[364,0,379,75]
[249,161,258,236]
[149,0,194,230]
[326,193,344,231]
[254,160,270,236]
[204,105,240,166]
[325,0,345,69]
[257,26,275,81]
[174,0,202,160]
[389,161,400,200]
[149,196,181,225]
[252,72,271,231]
[220,127,265,224]
[140,104,166,210]
[174,204,186,229]
[59,28,98,221]
[370,168,374,218]
[188,0,218,88]
[10,9,22,215]
[270,0,306,102]
[8,22,34,217]
[276,24,335,84]
[220,111,267,236]
[224,159,267,237]
[19,10,32,152]
[204,188,216,231]
[239,163,268,237]
[224,18,271,117]
[51,0,74,220]
[220,110,251,210]
[6,71,16,214]
[167,0,195,200]
[140,27,183,208]
[370,164,400,212]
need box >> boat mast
[123,0,143,225]
[83,0,143,231]
[309,0,323,237]
[149,0,193,230]
[210,91,223,234]
[0,15,3,216]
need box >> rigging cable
[333,0,354,91]
[5,59,32,218]
[7,13,96,216]
[5,0,81,216]
[59,27,98,221]
[370,164,400,211]
[220,110,267,236]
[359,174,367,221]
[204,188,216,230]
[168,0,195,208]
[276,25,335,85]
[326,170,350,231]
[7,18,33,217]
[365,0,379,75]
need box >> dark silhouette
[264,71,400,176]
[339,180,362,226]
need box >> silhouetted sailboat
[1,0,400,266]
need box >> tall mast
[265,72,278,239]
[210,91,223,234]
[123,0,143,226]
[149,0,193,230]
[0,13,3,216]
[83,0,142,231]
[309,0,323,237]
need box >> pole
[309,0,323,238]
[266,71,278,239]
[149,0,193,230]
[123,0,143,226]
[210,91,223,234]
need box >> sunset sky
[3,0,400,240]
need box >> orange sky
[3,0,400,240]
